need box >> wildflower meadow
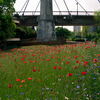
[0,42,100,100]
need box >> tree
[0,0,3,3]
[0,0,16,41]
[94,11,100,25]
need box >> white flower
[65,96,69,100]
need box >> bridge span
[14,11,96,26]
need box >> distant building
[88,26,97,32]
[74,26,81,32]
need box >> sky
[14,0,100,31]
[14,0,100,11]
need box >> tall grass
[0,42,100,100]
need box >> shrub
[55,27,72,41]
[85,32,100,42]
[15,26,37,39]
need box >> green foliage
[96,26,100,33]
[0,0,3,3]
[82,26,90,37]
[81,26,100,42]
[94,11,100,25]
[15,26,37,39]
[0,0,16,41]
[71,36,85,42]
[0,43,100,99]
[81,32,100,43]
[55,27,72,41]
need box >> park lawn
[0,42,100,100]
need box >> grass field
[0,42,100,100]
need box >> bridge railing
[14,11,95,16]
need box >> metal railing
[14,11,95,16]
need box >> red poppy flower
[19,85,23,87]
[16,79,21,82]
[23,61,27,63]
[32,69,36,72]
[93,45,96,47]
[53,66,57,69]
[76,60,80,64]
[55,62,58,64]
[38,69,40,72]
[21,80,26,83]
[62,59,65,61]
[74,56,78,59]
[8,84,13,88]
[85,46,90,49]
[97,54,100,56]
[46,59,50,61]
[51,56,55,59]
[28,77,32,80]
[58,66,62,70]
[83,61,89,66]
[63,56,66,57]
[93,59,98,63]
[81,72,87,75]
[32,54,36,56]
[67,73,73,77]
[66,61,70,64]
[21,58,25,60]
[67,57,71,59]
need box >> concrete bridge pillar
[37,0,56,42]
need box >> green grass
[0,42,100,100]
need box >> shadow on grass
[0,41,21,52]
[0,40,83,51]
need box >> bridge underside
[17,15,96,26]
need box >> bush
[0,14,16,41]
[15,26,37,40]
[55,27,72,41]
[71,35,86,42]
[85,32,100,41]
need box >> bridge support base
[37,0,56,42]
